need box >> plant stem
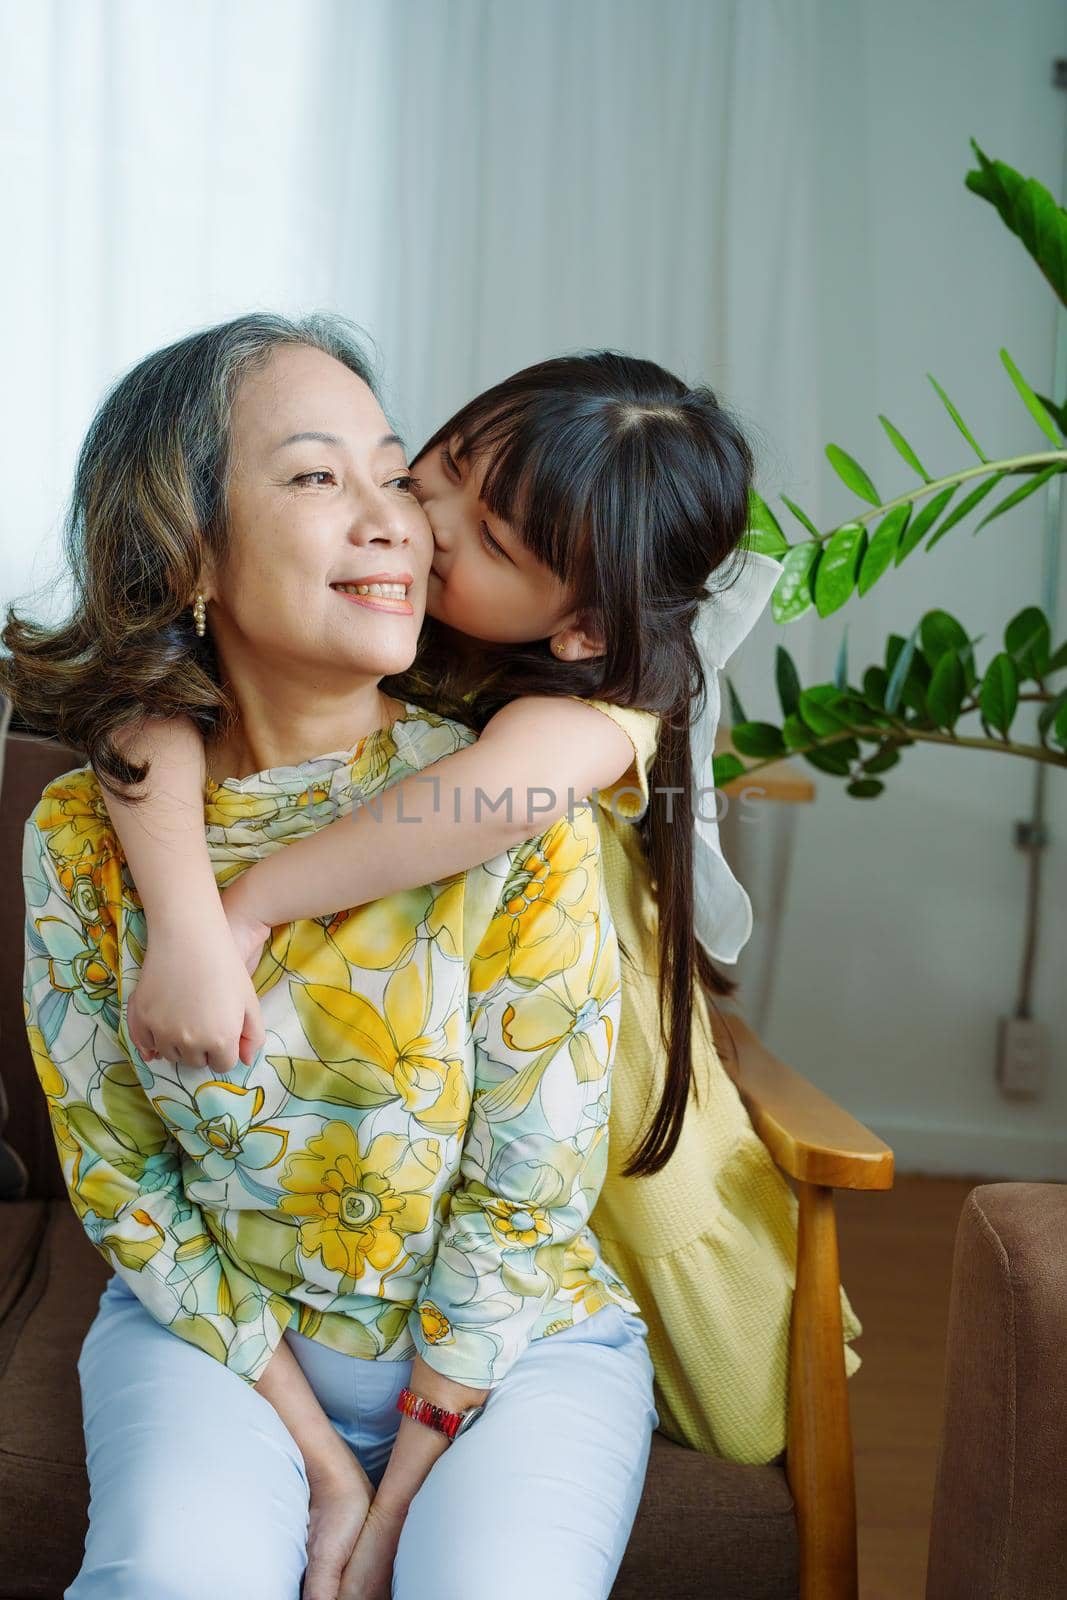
[735,722,1067,777]
[819,450,1067,540]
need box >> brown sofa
[925,1182,1067,1599]
[1,724,891,1599]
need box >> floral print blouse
[22,702,636,1389]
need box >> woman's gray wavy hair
[1,312,379,789]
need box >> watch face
[454,1405,485,1438]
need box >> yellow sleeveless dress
[585,700,861,1464]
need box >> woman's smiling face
[415,435,577,646]
[205,344,433,687]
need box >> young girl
[105,350,857,1462]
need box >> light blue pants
[68,1274,656,1600]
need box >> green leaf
[861,743,901,774]
[878,415,931,481]
[896,487,957,564]
[1000,348,1065,446]
[885,622,922,714]
[966,140,1067,306]
[927,653,966,729]
[772,541,821,623]
[743,527,790,558]
[1054,698,1067,749]
[862,665,888,708]
[798,685,853,737]
[815,522,866,616]
[858,505,910,595]
[846,778,885,798]
[835,689,875,719]
[920,609,970,665]
[712,752,746,786]
[1004,607,1051,679]
[745,490,789,557]
[1038,689,1067,743]
[980,652,1019,735]
[780,495,822,538]
[958,635,981,693]
[804,743,857,776]
[1037,393,1067,435]
[781,712,811,751]
[925,473,1001,550]
[834,629,849,690]
[725,674,748,726]
[975,465,1060,532]
[730,721,787,759]
[748,489,784,539]
[901,680,930,722]
[826,444,880,505]
[927,373,987,461]
[775,646,802,718]
[1048,639,1067,673]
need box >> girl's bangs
[427,396,587,586]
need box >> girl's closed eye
[479,522,508,560]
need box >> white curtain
[0,0,818,624]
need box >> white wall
[735,0,1067,1178]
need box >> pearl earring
[192,593,207,638]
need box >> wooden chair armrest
[705,1007,892,1595]
[710,1007,893,1192]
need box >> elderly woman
[5,315,655,1600]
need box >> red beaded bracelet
[396,1385,484,1442]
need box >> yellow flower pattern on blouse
[22,703,635,1386]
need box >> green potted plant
[718,141,1067,797]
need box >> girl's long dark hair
[388,351,754,1178]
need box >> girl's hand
[303,1450,376,1600]
[338,1498,407,1600]
[220,884,273,976]
[126,919,266,1071]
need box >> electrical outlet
[996,1017,1048,1099]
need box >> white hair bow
[690,550,784,963]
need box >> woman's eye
[479,521,506,559]
[292,470,335,487]
[385,473,420,495]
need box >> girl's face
[415,435,587,649]
[207,344,433,687]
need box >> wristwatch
[397,1385,485,1442]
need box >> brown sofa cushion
[0,1069,29,1202]
[0,1201,47,1329]
[926,1182,1067,1600]
[0,700,30,1203]
[0,730,83,1202]
[0,1202,110,1599]
[612,1437,797,1598]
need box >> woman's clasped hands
[300,1440,409,1600]
[302,1444,406,1600]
